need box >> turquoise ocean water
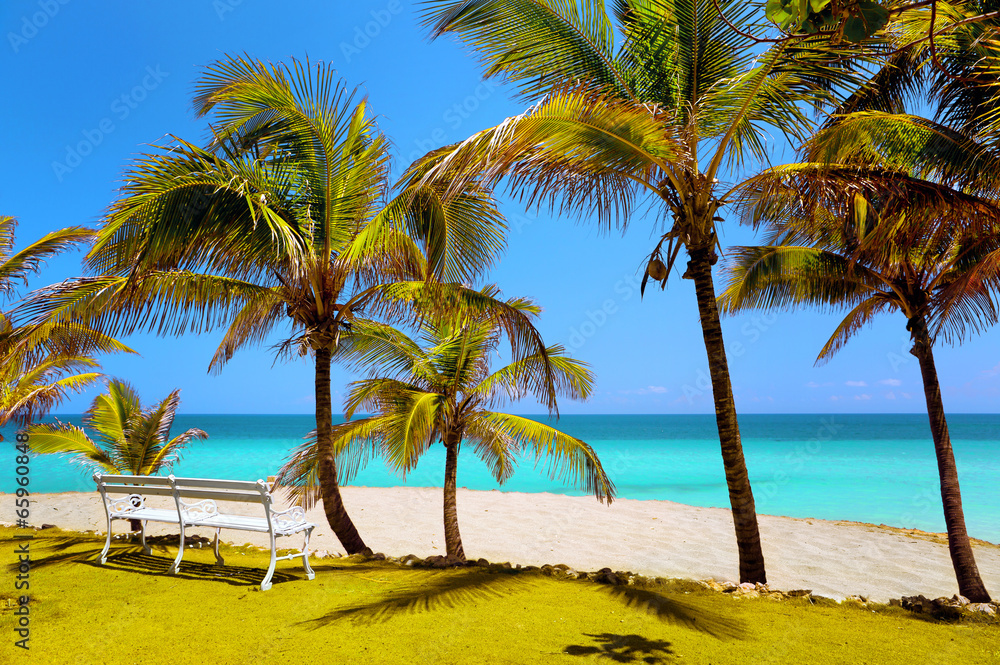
[8,414,999,543]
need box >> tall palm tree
[21,56,544,555]
[277,288,615,560]
[0,216,131,432]
[718,162,999,602]
[27,379,207,531]
[408,0,869,582]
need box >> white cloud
[983,362,1000,377]
[829,395,841,401]
[879,379,902,386]
[617,386,668,395]
[902,392,914,399]
[885,391,896,400]
[854,394,871,400]
[846,380,867,387]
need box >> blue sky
[3,1,998,415]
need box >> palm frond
[207,286,287,373]
[421,0,633,102]
[802,113,1000,192]
[411,83,682,229]
[24,422,116,473]
[0,225,94,299]
[470,412,615,502]
[719,245,888,315]
[470,344,594,406]
[815,295,896,363]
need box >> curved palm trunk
[688,246,767,584]
[443,434,466,560]
[315,347,368,554]
[909,317,990,602]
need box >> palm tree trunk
[909,316,990,602]
[688,246,767,585]
[443,434,466,561]
[315,347,368,555]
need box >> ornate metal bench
[93,473,315,591]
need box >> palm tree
[22,56,542,555]
[27,379,207,530]
[277,288,615,560]
[0,216,131,433]
[718,162,999,602]
[406,0,869,583]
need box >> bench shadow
[1,534,305,589]
[3,534,134,571]
[102,551,301,588]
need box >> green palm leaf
[25,422,116,472]
[0,222,94,297]
[422,0,632,101]
[469,412,615,502]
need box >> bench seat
[183,513,311,535]
[121,508,181,524]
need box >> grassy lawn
[2,527,998,664]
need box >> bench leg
[99,515,113,565]
[212,529,224,566]
[168,522,186,574]
[140,521,151,555]
[261,532,277,591]
[301,527,315,581]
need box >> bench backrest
[93,473,276,531]
[94,473,270,503]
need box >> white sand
[11,487,1000,602]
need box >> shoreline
[8,486,1000,602]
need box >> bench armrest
[271,505,308,528]
[179,498,220,521]
[106,494,146,517]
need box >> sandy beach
[11,486,1000,603]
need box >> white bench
[93,473,316,591]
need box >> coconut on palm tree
[21,56,547,555]
[718,161,999,602]
[277,287,614,560]
[406,0,869,582]
[27,379,207,531]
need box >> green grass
[2,527,998,664]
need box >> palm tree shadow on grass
[1,534,306,588]
[563,633,675,664]
[600,586,745,641]
[303,569,744,640]
[302,568,531,627]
